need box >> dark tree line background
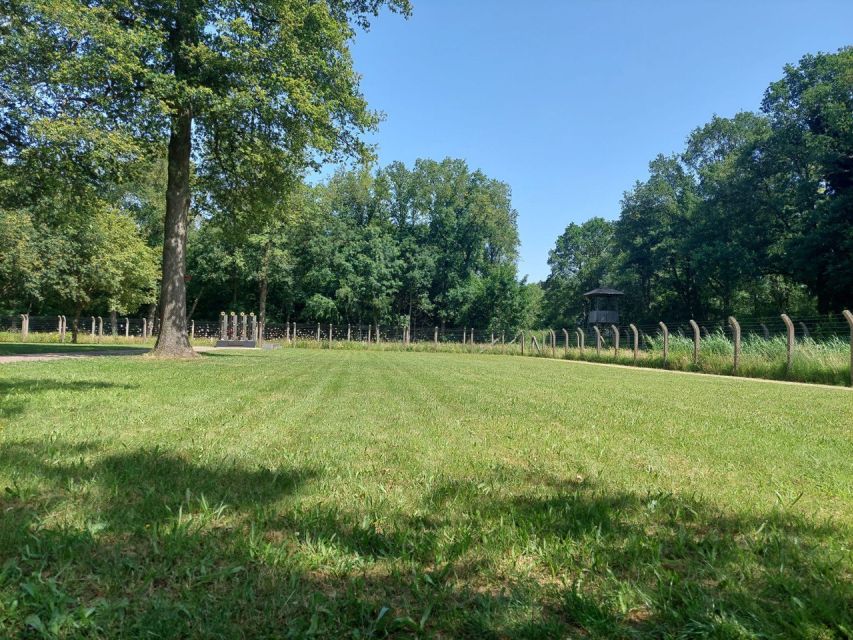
[2,47,850,332]
[541,47,852,326]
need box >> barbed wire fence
[2,310,852,385]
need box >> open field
[1,349,851,638]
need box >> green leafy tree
[2,0,410,355]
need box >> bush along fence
[2,311,852,387]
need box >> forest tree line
[2,46,850,334]
[540,47,852,327]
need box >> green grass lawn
[0,342,150,356]
[1,350,851,638]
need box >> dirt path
[0,349,151,364]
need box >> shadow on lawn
[0,440,849,638]
[0,378,136,420]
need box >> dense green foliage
[542,48,853,326]
[187,159,531,331]
[1,349,850,637]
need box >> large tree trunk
[153,109,195,357]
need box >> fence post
[329,323,333,348]
[90,316,96,338]
[629,323,639,362]
[728,316,741,375]
[61,315,66,343]
[799,321,809,339]
[760,323,769,340]
[549,329,556,356]
[842,310,853,387]
[562,328,569,355]
[462,327,466,344]
[249,313,256,342]
[593,325,602,356]
[316,323,320,342]
[57,315,63,340]
[610,324,619,356]
[20,314,28,342]
[142,318,147,340]
[520,330,525,355]
[470,328,474,346]
[781,313,795,375]
[434,326,438,346]
[658,322,669,366]
[219,312,226,340]
[375,324,380,343]
[576,328,584,352]
[190,320,195,341]
[348,324,352,342]
[688,319,700,365]
[125,317,130,338]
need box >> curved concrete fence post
[575,327,584,352]
[347,324,352,342]
[316,323,320,342]
[434,326,438,346]
[688,319,700,365]
[610,324,619,356]
[60,315,67,343]
[57,315,63,339]
[20,314,28,341]
[593,325,602,356]
[562,328,569,355]
[550,329,556,356]
[125,317,130,338]
[190,320,195,341]
[799,321,809,339]
[91,317,96,338]
[728,316,741,375]
[329,323,333,348]
[760,323,769,340]
[658,322,669,366]
[470,328,475,346]
[842,310,853,387]
[629,323,639,362]
[781,313,795,374]
[142,318,147,340]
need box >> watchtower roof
[583,287,624,297]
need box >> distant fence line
[3,310,852,385]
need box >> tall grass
[3,328,850,386]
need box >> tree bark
[153,108,195,357]
[258,240,271,331]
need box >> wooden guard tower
[584,287,623,325]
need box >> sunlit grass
[0,349,850,638]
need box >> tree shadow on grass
[0,378,137,420]
[0,441,849,638]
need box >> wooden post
[781,313,795,374]
[610,324,619,356]
[562,328,569,355]
[689,319,700,365]
[125,317,130,338]
[593,325,602,356]
[728,316,741,375]
[629,323,639,362]
[658,322,669,366]
[434,326,438,346]
[842,310,853,387]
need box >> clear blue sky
[345,0,853,282]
